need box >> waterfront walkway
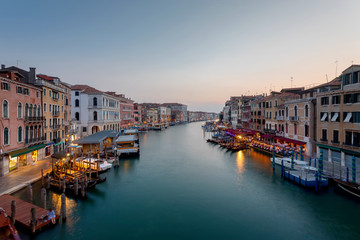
[0,158,52,195]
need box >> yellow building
[36,74,71,156]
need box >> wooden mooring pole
[27,184,33,203]
[30,207,36,233]
[41,188,47,209]
[60,193,66,223]
[74,177,79,196]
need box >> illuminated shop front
[9,154,27,171]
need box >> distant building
[162,103,187,122]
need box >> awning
[344,112,352,123]
[331,112,339,122]
[321,113,328,121]
[51,152,67,159]
[68,145,82,148]
[316,143,341,152]
[7,144,46,158]
[46,142,54,146]
[54,141,65,146]
[274,136,305,145]
[262,134,275,139]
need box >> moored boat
[334,178,360,198]
[0,208,21,240]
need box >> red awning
[262,134,275,139]
[274,136,306,145]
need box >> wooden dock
[0,194,59,232]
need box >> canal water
[14,122,360,239]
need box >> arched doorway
[92,125,100,134]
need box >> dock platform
[0,194,59,232]
[284,170,328,188]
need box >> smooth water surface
[15,122,360,239]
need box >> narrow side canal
[15,122,360,239]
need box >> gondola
[333,178,360,198]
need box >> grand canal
[15,122,360,239]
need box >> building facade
[316,65,360,169]
[36,74,71,155]
[0,69,44,176]
[71,85,121,138]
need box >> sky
[1,0,360,112]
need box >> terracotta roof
[37,74,58,81]
[306,77,341,91]
[71,84,103,94]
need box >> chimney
[1,64,5,69]
[29,67,36,84]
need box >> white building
[71,85,121,138]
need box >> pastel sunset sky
[1,0,360,112]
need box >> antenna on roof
[326,74,328,82]
[16,60,21,67]
[291,77,293,88]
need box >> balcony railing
[52,124,61,130]
[276,116,285,121]
[25,116,44,123]
[289,116,300,121]
[52,111,60,117]
[25,136,45,145]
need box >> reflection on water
[235,151,245,174]
[119,159,139,174]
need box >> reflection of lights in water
[49,191,78,228]
[236,151,245,174]
[122,160,130,173]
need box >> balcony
[25,116,44,123]
[52,124,61,130]
[25,136,45,145]
[52,111,60,117]
[264,128,276,134]
[289,116,300,121]
[276,116,285,121]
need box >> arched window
[29,104,33,117]
[38,105,41,117]
[305,105,309,117]
[18,126,22,142]
[294,106,298,117]
[93,97,97,106]
[285,107,288,118]
[64,111,68,121]
[25,104,29,118]
[18,102,22,118]
[4,127,9,145]
[3,100,9,118]
[75,99,79,107]
[93,111,98,121]
[25,126,29,143]
[34,105,37,117]
[75,112,79,121]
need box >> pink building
[119,95,134,128]
[0,69,44,176]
